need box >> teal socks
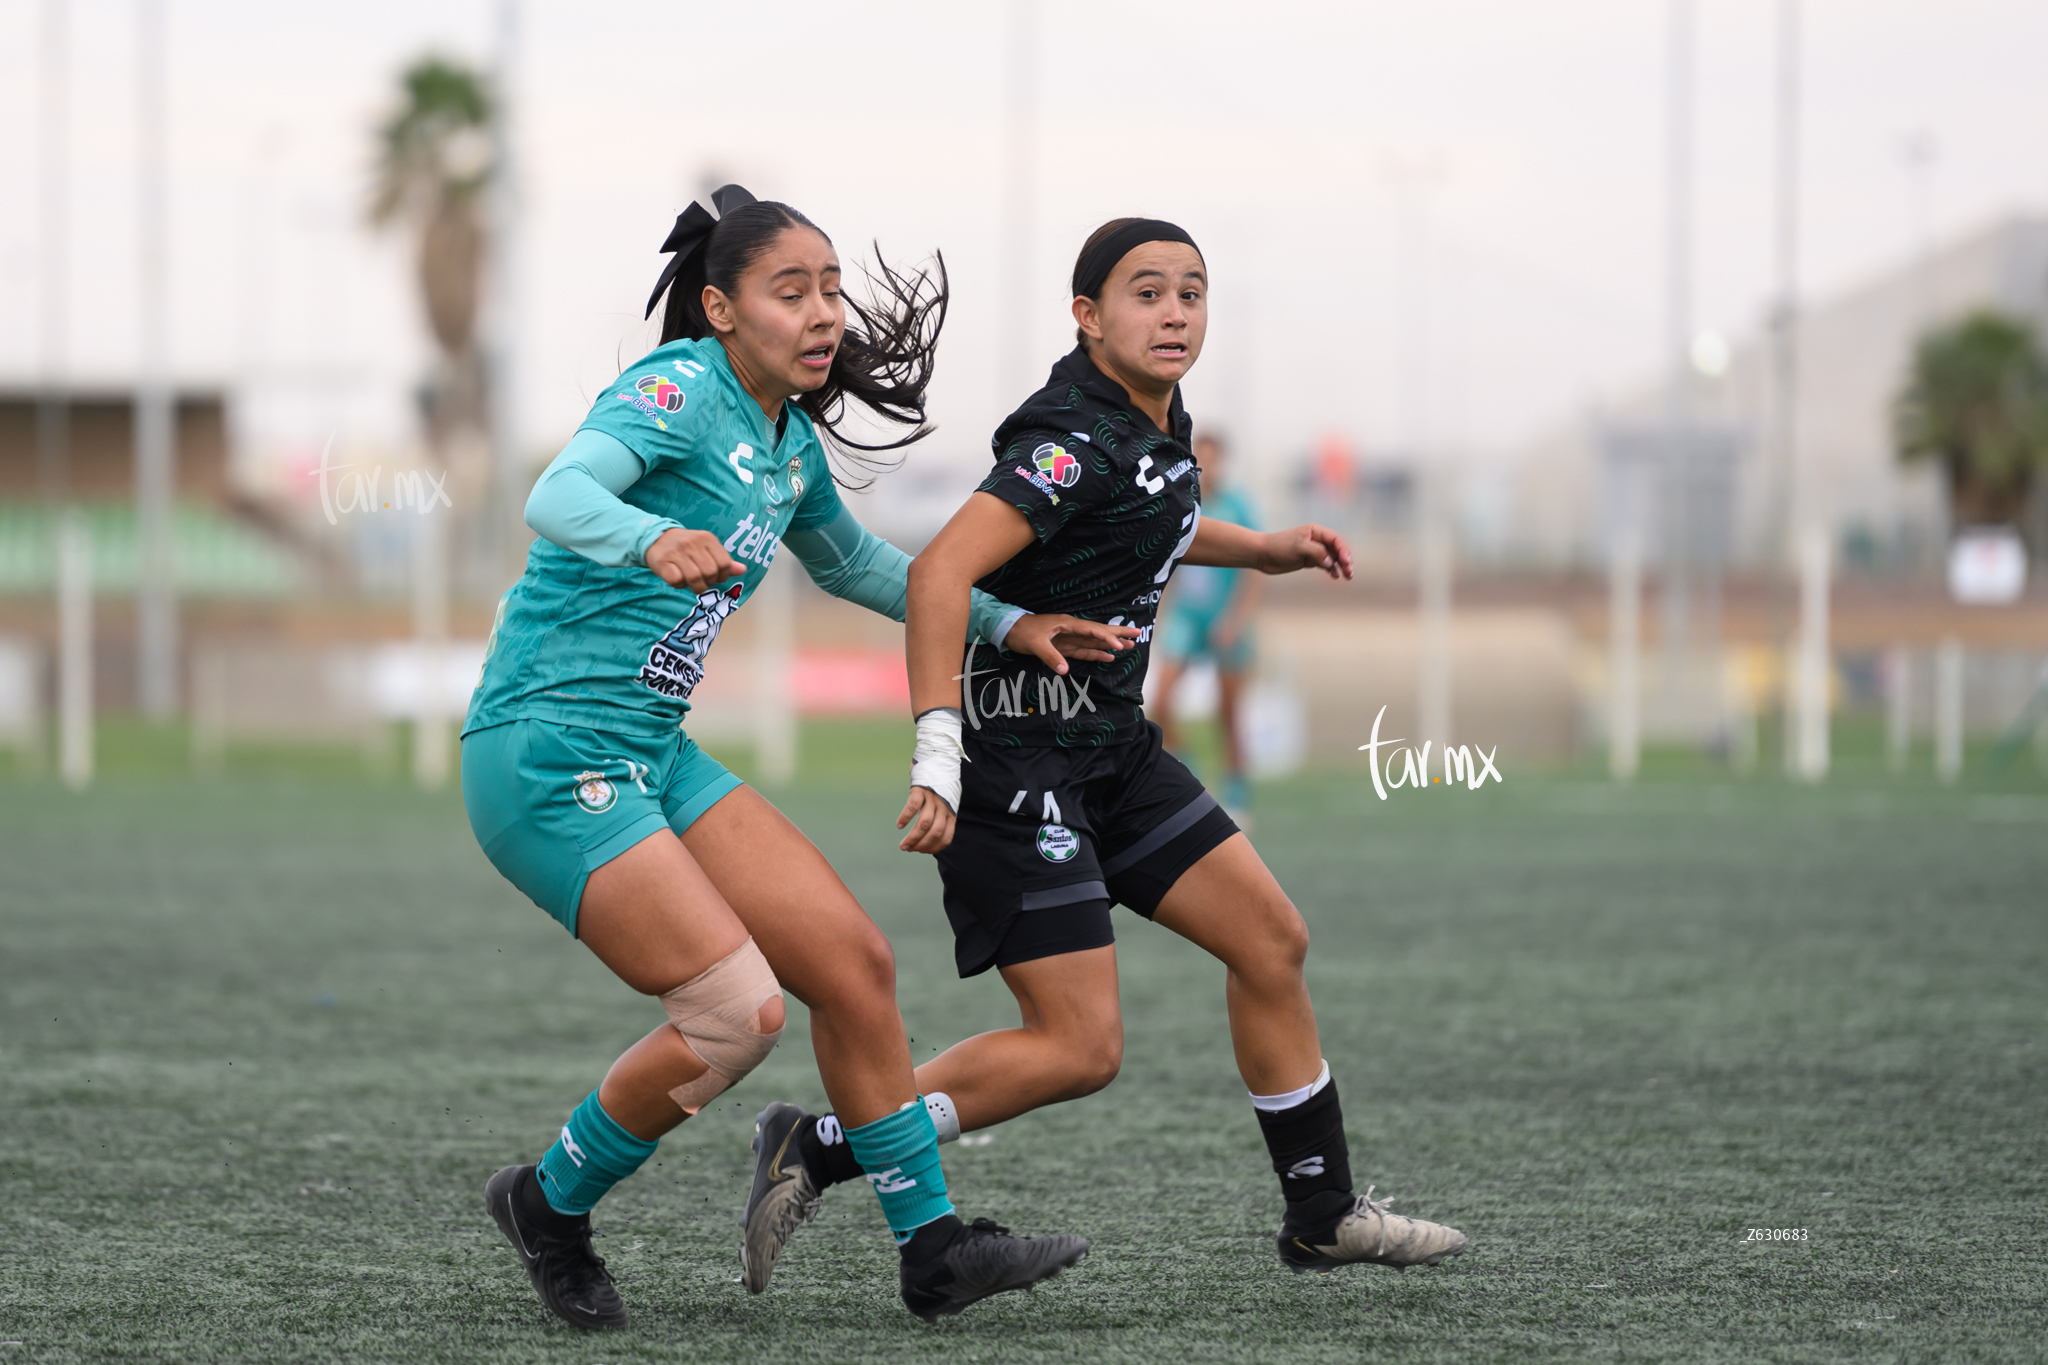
[535,1091,658,1216]
[845,1099,956,1241]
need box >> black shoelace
[537,1225,611,1294]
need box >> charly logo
[1032,442,1081,488]
[1037,823,1079,862]
[1357,706,1503,801]
[572,771,618,813]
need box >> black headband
[643,182,759,319]
[1071,218,1203,300]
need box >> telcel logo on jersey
[1032,442,1081,488]
[1037,823,1079,862]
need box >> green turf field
[2,727,2044,1363]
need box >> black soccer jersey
[967,347,1204,747]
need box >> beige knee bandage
[660,938,784,1115]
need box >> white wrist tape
[909,707,966,813]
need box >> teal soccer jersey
[466,338,839,739]
[1164,485,1258,626]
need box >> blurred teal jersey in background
[1164,485,1257,622]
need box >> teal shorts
[1157,609,1255,675]
[460,718,744,936]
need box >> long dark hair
[651,200,948,486]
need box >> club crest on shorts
[1037,823,1079,862]
[572,770,618,814]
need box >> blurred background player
[1151,430,1261,821]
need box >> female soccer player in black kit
[739,218,1468,1286]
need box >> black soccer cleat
[899,1216,1090,1323]
[1276,1186,1469,1274]
[739,1101,825,1294]
[483,1164,628,1330]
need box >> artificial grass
[0,754,2042,1362]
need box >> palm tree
[1893,310,2048,533]
[368,57,494,531]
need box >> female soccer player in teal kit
[462,186,1101,1329]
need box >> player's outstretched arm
[782,504,1125,662]
[1183,515,1353,580]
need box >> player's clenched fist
[645,527,742,590]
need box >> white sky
[1,0,2044,499]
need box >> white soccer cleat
[1277,1186,1469,1273]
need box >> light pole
[1772,0,1826,782]
[136,0,177,720]
[1379,148,1453,751]
[43,0,92,786]
[1662,0,1696,724]
[488,0,525,589]
[1000,0,1038,397]
[39,0,69,506]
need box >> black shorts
[934,720,1240,978]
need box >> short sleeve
[575,349,718,473]
[976,428,1114,543]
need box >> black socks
[1254,1078,1355,1220]
[897,1213,964,1267]
[518,1165,587,1235]
[798,1114,866,1189]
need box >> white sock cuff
[1248,1059,1332,1113]
[924,1091,962,1144]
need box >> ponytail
[645,191,948,488]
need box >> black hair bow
[643,182,758,319]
